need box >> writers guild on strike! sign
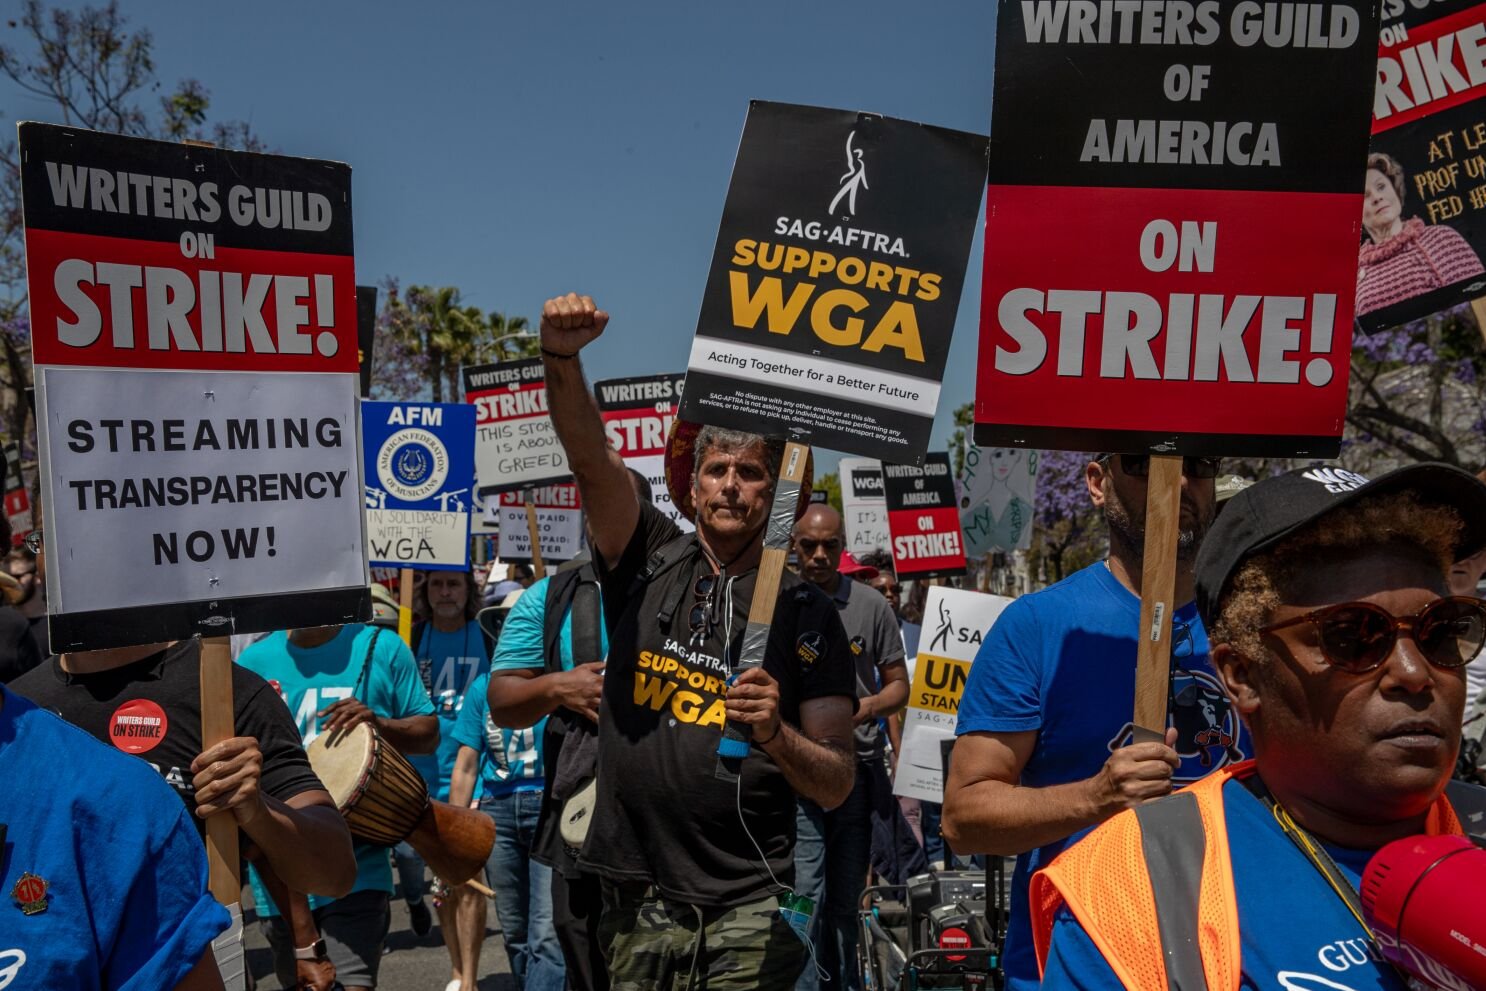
[976,1,1378,458]
[883,453,966,581]
[594,373,692,529]
[19,124,367,651]
[464,358,572,494]
[680,101,987,465]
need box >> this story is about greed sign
[976,1,1379,458]
[594,373,691,531]
[362,401,476,570]
[883,452,966,581]
[21,123,369,650]
[680,101,987,464]
[496,484,583,563]
[464,358,571,494]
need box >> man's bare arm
[488,664,604,729]
[762,695,856,810]
[540,292,639,567]
[942,729,1180,857]
[856,660,909,724]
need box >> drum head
[305,722,376,811]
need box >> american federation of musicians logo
[829,129,869,217]
[377,427,449,502]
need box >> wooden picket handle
[1131,454,1183,740]
[1471,298,1486,347]
[199,636,239,904]
[742,442,811,635]
[399,567,415,646]
[524,489,546,579]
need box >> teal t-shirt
[237,625,436,915]
[409,619,491,802]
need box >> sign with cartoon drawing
[959,446,1038,556]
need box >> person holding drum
[12,631,358,991]
[540,293,859,990]
[238,621,438,991]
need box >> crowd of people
[1,291,1485,991]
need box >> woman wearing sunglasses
[1034,462,1486,991]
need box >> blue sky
[2,0,998,475]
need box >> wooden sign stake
[715,440,810,775]
[398,568,415,646]
[1131,454,1183,742]
[524,488,546,580]
[1470,298,1486,348]
[200,634,245,990]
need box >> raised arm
[540,292,639,567]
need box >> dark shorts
[261,889,391,989]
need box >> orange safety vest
[1029,759,1470,991]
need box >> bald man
[791,504,909,991]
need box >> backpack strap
[570,564,603,666]
[634,533,700,629]
[542,570,584,675]
[353,627,383,703]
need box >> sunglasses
[1261,596,1486,673]
[689,573,721,645]
[1102,454,1222,479]
[22,531,41,555]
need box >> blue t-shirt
[238,625,436,915]
[0,686,229,989]
[1041,777,1406,989]
[955,562,1250,990]
[453,672,544,798]
[409,619,491,801]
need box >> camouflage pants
[600,881,807,991]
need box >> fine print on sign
[362,401,475,570]
[839,456,890,557]
[464,357,571,495]
[976,1,1379,459]
[1357,0,1486,330]
[21,123,368,650]
[883,452,966,581]
[680,101,988,465]
[895,586,1012,804]
[594,372,692,531]
[497,484,582,563]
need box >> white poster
[959,446,1038,556]
[496,484,583,562]
[894,586,1013,804]
[464,359,571,494]
[839,456,889,557]
[41,368,366,615]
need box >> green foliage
[380,283,535,402]
[813,471,843,513]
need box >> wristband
[294,938,328,961]
[541,347,576,360]
[754,724,781,748]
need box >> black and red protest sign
[1358,0,1486,330]
[680,101,987,465]
[21,122,368,651]
[594,372,690,528]
[976,3,1379,458]
[464,358,571,494]
[883,452,965,581]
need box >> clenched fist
[541,293,609,357]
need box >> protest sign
[839,456,890,557]
[362,401,475,570]
[594,372,692,530]
[496,483,582,562]
[976,2,1378,458]
[1356,0,1486,330]
[464,358,570,494]
[2,440,29,545]
[959,446,1038,557]
[21,122,368,650]
[679,101,987,464]
[894,586,1011,803]
[356,285,377,397]
[883,452,966,580]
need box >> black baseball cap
[1194,463,1486,626]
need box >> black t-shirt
[10,639,324,840]
[580,503,857,906]
[0,606,42,684]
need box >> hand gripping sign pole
[716,441,809,780]
[1130,455,1182,743]
[524,488,547,580]
[200,635,246,991]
